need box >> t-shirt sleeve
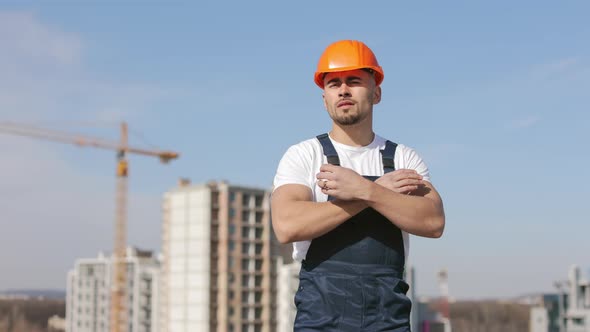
[273,144,313,192]
[401,145,431,183]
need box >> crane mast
[112,123,129,332]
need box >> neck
[329,122,374,147]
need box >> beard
[332,113,362,126]
[328,106,365,126]
[326,96,373,126]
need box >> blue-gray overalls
[293,133,412,332]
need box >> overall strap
[316,133,340,166]
[380,140,398,174]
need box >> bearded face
[322,69,381,127]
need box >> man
[271,40,445,331]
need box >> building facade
[275,258,300,332]
[530,265,590,332]
[523,294,560,332]
[159,180,277,332]
[65,247,160,332]
[561,265,590,332]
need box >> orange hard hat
[314,40,384,88]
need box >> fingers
[379,170,423,185]
[319,164,337,172]
[398,185,420,194]
[395,178,424,187]
[376,174,423,187]
[387,169,423,180]
[316,171,334,181]
[375,169,425,194]
[316,179,330,190]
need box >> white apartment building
[275,257,300,332]
[158,179,277,332]
[66,247,160,332]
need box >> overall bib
[293,133,412,332]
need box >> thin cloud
[530,57,580,81]
[0,10,82,66]
[0,10,179,124]
[506,115,541,130]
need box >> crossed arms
[271,164,445,244]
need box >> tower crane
[0,121,179,332]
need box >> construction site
[0,122,575,332]
[0,121,525,332]
[2,2,588,332]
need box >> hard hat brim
[314,65,384,89]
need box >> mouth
[337,100,355,108]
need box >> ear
[372,86,382,105]
[322,93,328,109]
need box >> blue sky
[0,1,588,299]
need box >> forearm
[272,198,367,243]
[363,182,445,238]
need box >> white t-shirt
[273,133,431,262]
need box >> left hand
[375,169,424,195]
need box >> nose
[338,83,351,97]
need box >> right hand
[316,164,372,200]
[375,169,424,195]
